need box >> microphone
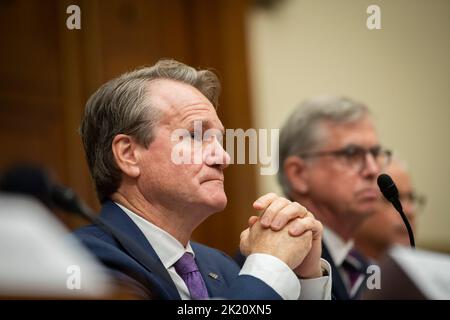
[0,165,97,222]
[50,184,98,222]
[0,165,53,209]
[377,173,415,248]
[0,165,165,298]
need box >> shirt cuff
[298,258,332,300]
[239,253,300,300]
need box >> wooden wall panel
[0,0,256,255]
[0,1,60,98]
[0,0,66,182]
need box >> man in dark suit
[74,59,332,300]
[277,96,392,299]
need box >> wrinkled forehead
[144,79,219,124]
[318,116,378,148]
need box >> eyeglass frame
[298,144,393,172]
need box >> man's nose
[204,138,230,169]
[361,152,379,177]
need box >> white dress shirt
[117,203,332,300]
[322,227,354,267]
[322,226,365,296]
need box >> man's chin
[208,194,227,212]
[354,199,379,215]
[196,190,227,213]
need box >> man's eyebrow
[186,119,225,134]
[341,143,381,148]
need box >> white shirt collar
[115,202,194,269]
[322,226,354,267]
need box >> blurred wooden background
[0,0,258,255]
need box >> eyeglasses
[300,144,392,172]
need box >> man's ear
[283,155,309,194]
[111,134,141,178]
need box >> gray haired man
[278,96,392,299]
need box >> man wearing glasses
[277,96,392,299]
[355,158,424,261]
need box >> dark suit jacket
[73,200,282,300]
[322,243,369,300]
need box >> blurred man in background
[355,158,423,261]
[278,96,392,299]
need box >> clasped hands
[240,193,323,279]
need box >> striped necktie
[342,248,367,298]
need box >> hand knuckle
[264,207,275,217]
[316,220,323,230]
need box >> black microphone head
[0,164,53,209]
[377,173,399,202]
[0,164,84,215]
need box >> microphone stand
[390,198,415,248]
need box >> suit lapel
[322,242,350,300]
[99,201,180,299]
[191,243,224,298]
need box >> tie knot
[344,249,366,272]
[174,252,198,275]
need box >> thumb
[248,215,259,228]
[239,228,251,256]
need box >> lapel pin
[208,272,219,280]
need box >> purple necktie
[174,252,209,300]
[342,249,366,298]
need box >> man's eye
[370,147,381,157]
[342,147,358,157]
[190,132,203,141]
